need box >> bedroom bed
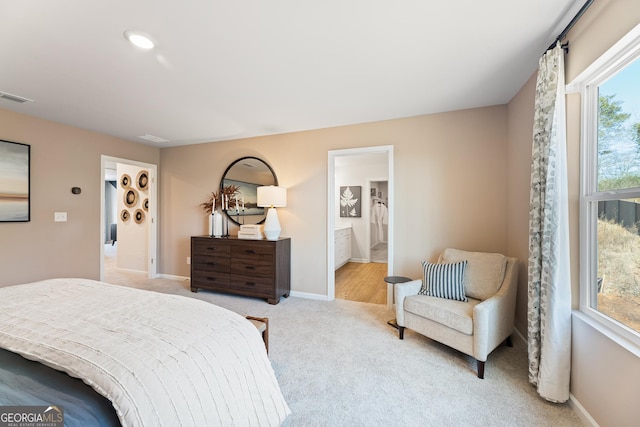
[0,278,290,426]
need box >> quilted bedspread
[0,278,290,426]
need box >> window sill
[573,309,640,358]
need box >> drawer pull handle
[245,249,257,254]
[245,266,255,270]
[245,282,256,286]
[206,277,217,281]
[207,247,217,251]
[206,262,216,266]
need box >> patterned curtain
[527,43,572,403]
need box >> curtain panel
[527,43,572,403]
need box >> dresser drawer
[231,243,274,261]
[231,259,273,277]
[192,271,230,289]
[230,275,273,296]
[192,239,231,256]
[192,255,231,273]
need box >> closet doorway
[327,146,394,304]
[369,180,388,264]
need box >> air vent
[0,91,33,103]
[138,133,169,144]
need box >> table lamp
[257,185,287,240]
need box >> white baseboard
[158,274,189,281]
[289,290,329,301]
[512,327,598,426]
[569,393,599,427]
[513,326,527,345]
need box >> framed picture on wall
[0,139,30,222]
[340,186,361,217]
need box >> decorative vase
[212,210,223,237]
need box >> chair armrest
[394,279,422,326]
[473,258,518,359]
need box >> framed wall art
[0,140,30,222]
[222,178,265,216]
[340,186,361,218]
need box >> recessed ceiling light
[124,30,155,50]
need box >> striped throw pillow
[418,260,468,302]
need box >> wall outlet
[187,257,191,265]
[54,212,67,222]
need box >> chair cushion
[418,261,468,302]
[404,295,481,335]
[440,248,507,301]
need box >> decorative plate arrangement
[120,210,130,222]
[143,198,149,211]
[136,170,149,191]
[124,188,138,208]
[134,209,145,224]
[120,174,131,189]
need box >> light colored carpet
[104,245,584,426]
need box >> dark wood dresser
[190,236,291,304]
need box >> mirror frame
[220,156,278,226]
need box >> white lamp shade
[257,185,286,207]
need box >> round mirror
[220,156,278,225]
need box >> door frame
[100,155,158,280]
[327,145,394,301]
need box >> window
[577,24,640,348]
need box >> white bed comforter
[0,278,290,426]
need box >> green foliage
[598,94,630,136]
[597,94,640,181]
[598,174,640,191]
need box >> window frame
[572,23,640,352]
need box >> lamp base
[263,207,281,240]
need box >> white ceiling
[0,0,581,147]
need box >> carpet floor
[104,246,584,426]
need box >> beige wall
[506,1,640,425]
[506,72,536,336]
[0,108,159,287]
[159,106,509,296]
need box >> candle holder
[222,209,229,237]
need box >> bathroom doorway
[327,146,394,303]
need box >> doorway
[327,146,394,303]
[100,155,158,282]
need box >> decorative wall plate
[136,170,149,191]
[120,209,130,222]
[120,174,131,188]
[124,188,138,208]
[134,208,145,224]
[143,198,149,211]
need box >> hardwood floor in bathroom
[335,262,388,305]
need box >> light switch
[54,212,67,222]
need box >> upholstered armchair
[394,248,518,378]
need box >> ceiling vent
[138,133,170,144]
[0,91,34,103]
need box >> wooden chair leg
[246,316,269,354]
[477,360,485,379]
[398,326,405,340]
